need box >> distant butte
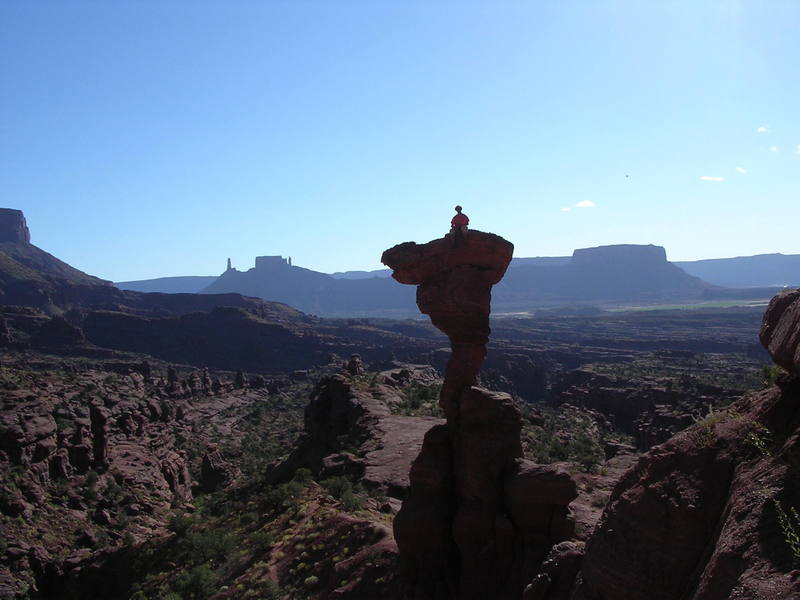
[0,208,31,243]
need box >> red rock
[505,460,579,508]
[382,230,513,418]
[384,230,579,599]
[760,288,800,375]
[268,374,442,499]
[381,231,513,287]
[572,384,800,600]
[199,447,234,492]
[89,404,109,470]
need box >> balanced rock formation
[760,287,800,375]
[382,230,514,419]
[383,230,578,600]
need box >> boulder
[760,288,800,375]
[199,446,234,492]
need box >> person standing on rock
[450,205,469,246]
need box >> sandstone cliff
[0,209,30,244]
[539,290,800,600]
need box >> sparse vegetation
[774,500,800,567]
[762,364,786,388]
[321,476,366,512]
[391,381,443,417]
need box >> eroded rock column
[383,230,577,600]
[382,230,513,420]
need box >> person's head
[455,205,462,213]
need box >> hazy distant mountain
[674,254,800,288]
[329,269,391,279]
[196,245,730,316]
[497,244,713,310]
[510,256,571,267]
[201,255,416,316]
[0,208,112,307]
[10,197,783,318]
[328,256,571,279]
[116,275,218,293]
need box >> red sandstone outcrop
[267,372,443,499]
[561,291,800,600]
[0,361,273,596]
[382,230,513,419]
[570,382,800,600]
[383,230,578,600]
[760,287,800,375]
[200,445,235,492]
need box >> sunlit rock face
[760,288,800,375]
[383,230,578,600]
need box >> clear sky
[2,1,798,281]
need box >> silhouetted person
[450,205,469,246]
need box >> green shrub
[774,500,800,567]
[183,528,237,564]
[260,579,282,599]
[174,564,218,599]
[167,512,195,537]
[321,476,351,499]
[293,468,313,483]
[340,489,364,512]
[238,511,257,527]
[762,364,786,387]
[260,480,305,512]
[252,530,274,553]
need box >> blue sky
[2,1,798,281]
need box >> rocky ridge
[0,357,297,597]
[268,363,444,502]
[527,289,800,599]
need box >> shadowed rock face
[556,291,800,600]
[382,230,514,419]
[383,230,577,600]
[0,208,31,243]
[760,288,800,375]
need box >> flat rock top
[381,229,513,286]
[363,415,444,495]
[0,208,30,243]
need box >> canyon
[1,209,798,599]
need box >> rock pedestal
[382,230,513,420]
[383,230,577,600]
